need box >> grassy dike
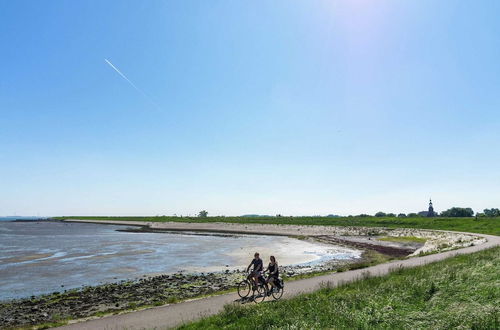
[54,216,500,236]
[179,246,500,329]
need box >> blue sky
[1,0,499,216]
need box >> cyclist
[264,255,279,293]
[246,252,263,289]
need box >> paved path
[56,228,500,330]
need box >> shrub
[483,208,500,217]
[440,207,474,217]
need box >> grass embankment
[54,216,500,236]
[179,246,500,329]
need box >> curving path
[56,222,500,330]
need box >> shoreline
[61,218,487,255]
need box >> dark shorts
[267,274,278,280]
[250,270,262,277]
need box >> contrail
[104,58,161,110]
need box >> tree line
[195,208,500,219]
[368,207,500,218]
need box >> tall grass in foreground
[178,246,500,329]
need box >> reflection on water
[0,221,360,300]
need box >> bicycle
[266,276,284,300]
[237,272,268,303]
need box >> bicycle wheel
[271,286,284,300]
[237,280,251,298]
[253,284,267,303]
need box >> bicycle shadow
[234,296,254,304]
[234,292,272,304]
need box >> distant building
[418,199,436,217]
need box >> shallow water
[0,221,360,300]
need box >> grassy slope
[179,246,500,330]
[55,216,500,236]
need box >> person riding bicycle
[246,252,263,289]
[264,255,279,293]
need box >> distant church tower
[427,199,435,217]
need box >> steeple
[427,198,435,217]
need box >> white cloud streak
[104,58,161,110]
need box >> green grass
[178,246,500,330]
[54,216,500,236]
[378,236,427,243]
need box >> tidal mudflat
[0,221,360,301]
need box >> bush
[483,208,500,217]
[440,207,474,217]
